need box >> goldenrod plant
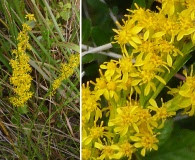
[0,0,80,159]
[82,0,195,159]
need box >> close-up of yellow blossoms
[82,0,195,159]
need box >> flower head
[130,131,159,156]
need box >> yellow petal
[144,30,150,41]
[149,98,158,108]
[153,144,158,150]
[134,142,142,148]
[167,54,172,67]
[152,31,165,38]
[185,28,195,35]
[131,36,142,44]
[131,79,141,86]
[94,142,104,149]
[155,75,166,84]
[144,83,151,96]
[130,136,140,141]
[131,26,143,34]
[141,148,146,156]
[129,40,138,49]
[177,32,184,41]
[121,126,128,136]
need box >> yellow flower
[160,0,178,16]
[177,14,195,42]
[95,142,119,160]
[22,23,32,32]
[82,82,101,122]
[130,66,166,96]
[148,99,176,128]
[25,14,36,21]
[113,18,143,53]
[135,107,158,133]
[91,69,125,101]
[114,142,136,159]
[175,67,195,116]
[82,148,91,160]
[100,60,118,80]
[181,0,195,20]
[83,121,109,146]
[130,131,159,156]
[108,104,140,136]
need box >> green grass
[0,0,80,159]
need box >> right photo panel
[82,0,195,160]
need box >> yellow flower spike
[9,16,34,107]
[51,53,80,95]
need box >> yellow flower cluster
[51,53,80,94]
[82,0,195,159]
[9,14,35,107]
[168,66,195,116]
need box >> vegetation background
[0,0,80,159]
[82,0,195,159]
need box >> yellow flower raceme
[51,53,80,94]
[9,15,35,107]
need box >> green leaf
[91,26,110,46]
[87,0,108,11]
[0,51,11,71]
[52,42,80,53]
[144,127,195,160]
[40,105,48,113]
[17,105,29,114]
[157,119,174,147]
[82,18,91,43]
[60,10,70,21]
[82,54,95,64]
[60,3,71,21]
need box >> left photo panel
[0,0,80,159]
